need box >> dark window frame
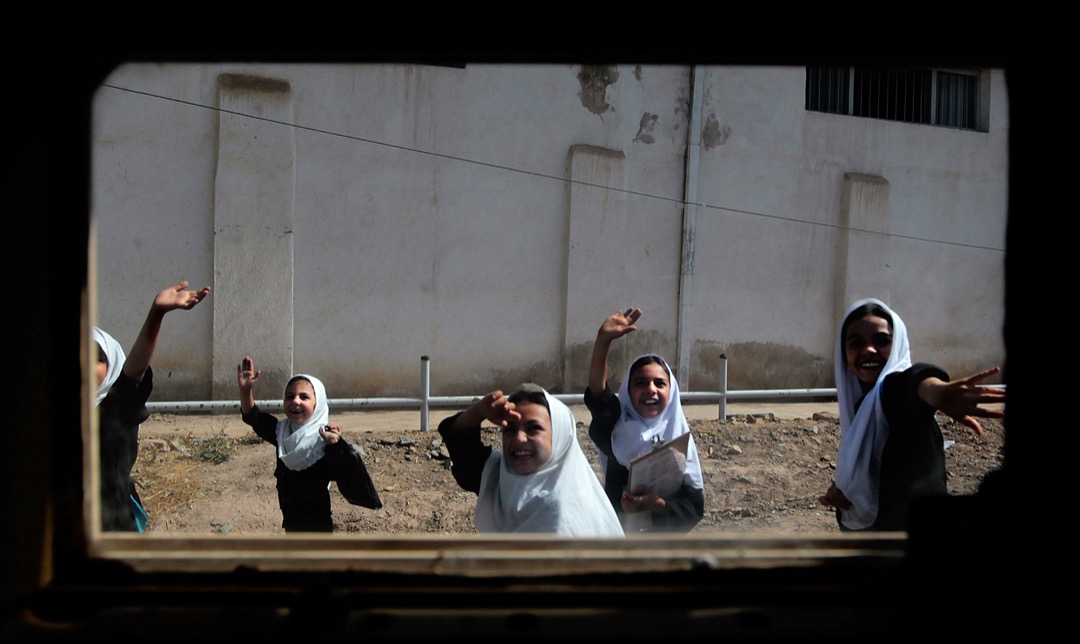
[806,65,985,132]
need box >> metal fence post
[421,355,430,431]
[718,353,728,421]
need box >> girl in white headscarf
[584,309,705,533]
[819,298,1005,531]
[94,280,211,532]
[439,383,623,537]
[237,356,381,532]
[94,327,127,407]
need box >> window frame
[806,65,988,132]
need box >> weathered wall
[91,63,1007,401]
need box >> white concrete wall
[91,63,1007,401]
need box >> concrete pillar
[212,74,296,399]
[563,144,627,393]
[836,172,891,322]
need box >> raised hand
[154,280,211,313]
[236,356,261,393]
[123,280,212,382]
[918,366,1005,436]
[597,307,643,343]
[590,308,644,394]
[475,390,523,428]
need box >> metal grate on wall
[806,65,980,131]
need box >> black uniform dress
[243,405,381,532]
[839,363,950,532]
[584,386,704,532]
[98,367,153,532]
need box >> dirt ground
[131,402,1006,536]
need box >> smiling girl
[584,309,705,533]
[819,298,1005,532]
[237,356,381,532]
[439,383,623,536]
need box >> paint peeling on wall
[577,65,620,115]
[634,112,659,144]
[701,111,732,150]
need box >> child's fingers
[961,366,1001,385]
[959,416,985,437]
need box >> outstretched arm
[917,366,1005,436]
[123,281,211,382]
[588,308,642,393]
[237,356,261,416]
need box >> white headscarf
[611,354,704,490]
[832,298,912,530]
[93,327,126,407]
[475,384,624,537]
[275,374,330,471]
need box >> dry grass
[132,435,207,520]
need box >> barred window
[806,65,983,131]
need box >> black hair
[629,354,671,382]
[96,342,108,367]
[840,303,895,369]
[285,376,315,395]
[508,383,550,414]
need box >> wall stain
[577,65,620,115]
[218,74,292,118]
[691,340,832,391]
[633,66,644,82]
[701,111,731,150]
[673,90,691,132]
[634,112,659,144]
[492,361,564,394]
[218,74,291,95]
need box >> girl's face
[844,315,893,390]
[284,379,317,425]
[95,360,107,389]
[629,362,670,419]
[501,401,553,475]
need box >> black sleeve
[327,438,383,509]
[242,404,279,446]
[584,385,621,459]
[438,412,493,494]
[875,363,951,530]
[99,367,153,430]
[652,484,705,532]
[881,363,949,425]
